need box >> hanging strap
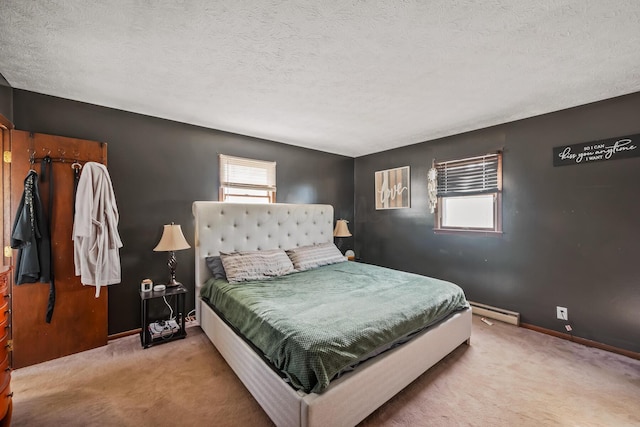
[40,156,56,323]
[72,163,81,219]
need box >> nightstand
[139,285,187,348]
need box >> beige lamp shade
[333,219,352,237]
[153,224,191,252]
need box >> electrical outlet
[556,306,568,321]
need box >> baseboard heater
[469,301,520,326]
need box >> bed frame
[193,202,471,427]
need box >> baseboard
[520,323,640,361]
[469,301,520,326]
[108,328,141,340]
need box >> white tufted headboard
[192,202,334,320]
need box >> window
[219,154,276,203]
[434,152,502,232]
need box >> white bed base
[193,202,471,427]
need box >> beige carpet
[11,316,640,427]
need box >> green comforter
[200,261,468,393]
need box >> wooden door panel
[9,130,108,368]
[1,121,12,268]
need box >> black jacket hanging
[11,170,51,283]
[10,165,55,323]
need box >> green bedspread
[200,261,468,393]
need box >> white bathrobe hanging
[73,162,123,297]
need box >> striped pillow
[286,243,346,271]
[220,249,295,284]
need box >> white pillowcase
[286,242,346,271]
[220,249,295,284]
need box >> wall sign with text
[375,166,410,209]
[553,133,639,167]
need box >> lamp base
[166,278,182,288]
[165,250,182,288]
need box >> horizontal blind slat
[437,172,498,182]
[436,162,499,174]
[437,188,497,197]
[221,183,277,191]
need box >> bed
[193,202,471,427]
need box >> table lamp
[333,219,352,254]
[153,223,191,287]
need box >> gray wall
[12,89,355,335]
[9,85,639,354]
[354,92,640,353]
[0,73,12,122]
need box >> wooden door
[7,130,108,368]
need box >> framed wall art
[375,166,410,210]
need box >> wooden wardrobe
[2,128,109,368]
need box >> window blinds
[219,154,276,191]
[436,152,501,196]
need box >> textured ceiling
[1,1,639,157]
